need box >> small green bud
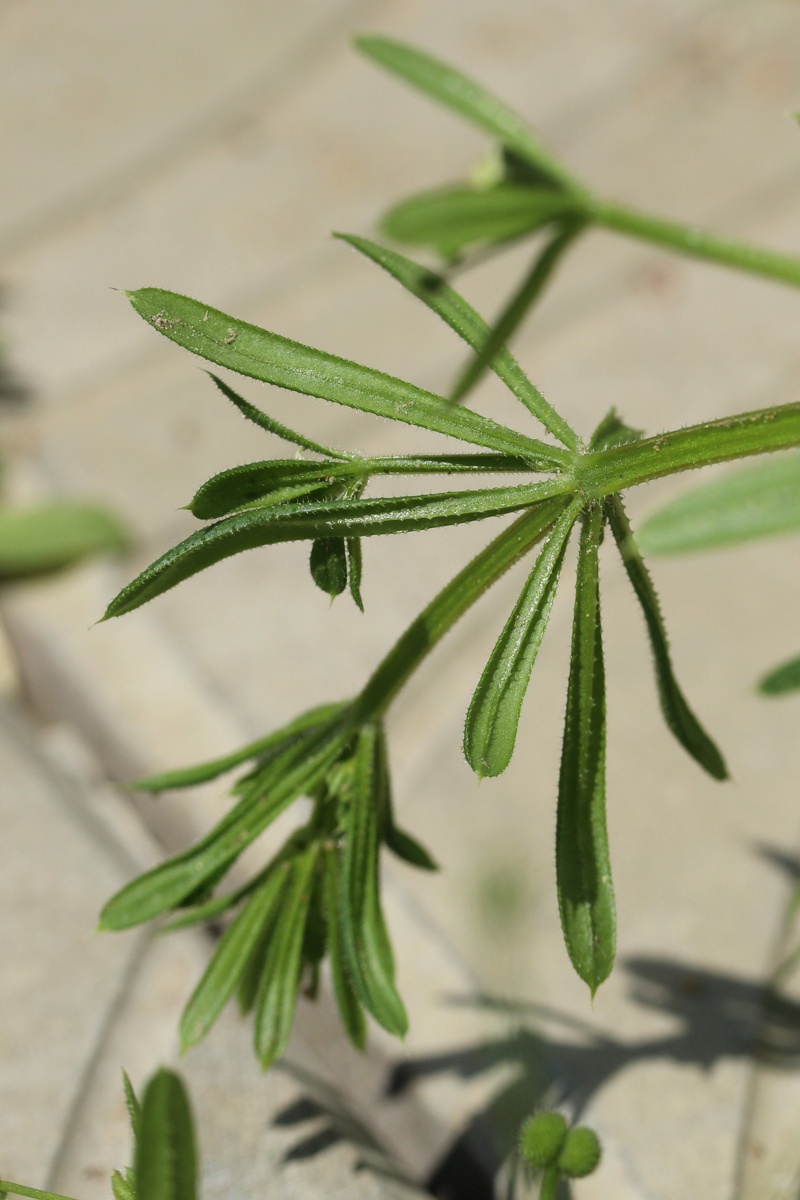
[518,1112,568,1168]
[557,1126,601,1178]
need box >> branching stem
[594,198,800,289]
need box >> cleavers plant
[96,38,800,1086]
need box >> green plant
[58,34,799,1192]
[518,1112,601,1200]
[10,21,800,1200]
[0,1070,197,1200]
[0,323,127,577]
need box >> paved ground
[2,2,800,1197]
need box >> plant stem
[593,198,800,289]
[354,498,567,718]
[539,1166,559,1200]
[0,1185,77,1200]
[577,402,800,497]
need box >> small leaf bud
[518,1112,568,1168]
[557,1125,601,1178]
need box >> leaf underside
[556,505,615,994]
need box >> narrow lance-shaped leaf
[190,461,337,523]
[380,184,573,257]
[122,1071,141,1142]
[179,865,288,1050]
[208,373,349,460]
[759,654,800,696]
[159,866,268,932]
[191,450,535,520]
[339,726,408,1037]
[451,219,586,403]
[253,844,320,1068]
[355,37,581,193]
[465,499,580,778]
[338,233,580,448]
[135,1070,197,1200]
[127,289,568,468]
[102,478,570,620]
[636,450,800,554]
[556,504,616,994]
[346,536,364,611]
[133,701,346,791]
[100,715,347,929]
[379,724,437,870]
[324,850,367,1049]
[606,497,727,780]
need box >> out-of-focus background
[2,3,800,1198]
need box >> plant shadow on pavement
[271,927,800,1199]
[388,949,800,1199]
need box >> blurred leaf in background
[637,453,800,696]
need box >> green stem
[0,1185,78,1200]
[593,198,800,289]
[577,401,800,497]
[351,399,800,718]
[354,497,568,718]
[539,1165,559,1200]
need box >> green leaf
[606,497,727,780]
[253,845,320,1068]
[190,464,333,520]
[310,536,348,598]
[346,537,364,611]
[0,504,128,576]
[339,726,408,1037]
[111,1170,133,1200]
[451,220,585,403]
[103,479,570,619]
[193,451,537,520]
[381,184,574,257]
[127,289,567,467]
[465,499,580,778]
[180,865,288,1049]
[338,233,580,448]
[135,1070,197,1200]
[208,373,349,459]
[324,850,367,1049]
[122,1071,141,1143]
[100,717,347,929]
[378,725,437,870]
[355,37,579,192]
[636,451,800,554]
[133,702,345,791]
[383,823,438,872]
[759,653,800,696]
[556,505,616,994]
[159,874,259,932]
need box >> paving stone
[0,702,145,1186]
[1,0,727,401]
[0,0,367,252]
